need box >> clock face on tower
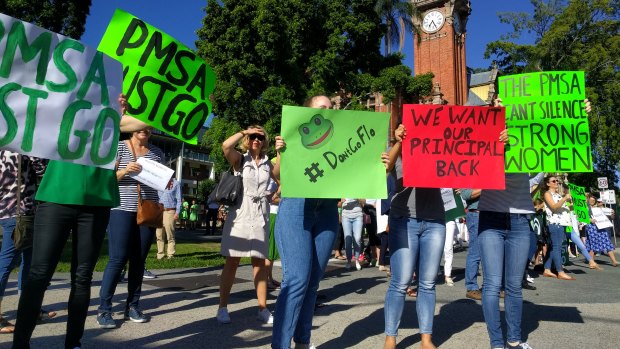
[422,10,445,33]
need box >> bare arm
[270,136,285,180]
[382,124,405,173]
[543,191,571,212]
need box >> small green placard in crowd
[568,183,589,223]
[98,9,216,144]
[498,71,592,173]
[441,188,466,221]
[280,106,389,198]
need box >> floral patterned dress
[585,223,615,253]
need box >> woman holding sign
[96,126,164,328]
[381,124,446,349]
[272,95,340,349]
[11,97,144,349]
[540,175,578,280]
[216,125,282,325]
[585,196,618,266]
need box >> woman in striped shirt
[96,126,164,328]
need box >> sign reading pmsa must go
[99,9,216,145]
[499,71,592,173]
[0,13,123,169]
[280,106,389,199]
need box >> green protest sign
[0,13,122,169]
[441,188,465,221]
[498,71,591,173]
[280,106,389,198]
[568,183,589,223]
[98,9,216,145]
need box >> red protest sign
[402,104,506,189]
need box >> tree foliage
[197,0,432,173]
[374,0,420,55]
[484,0,620,187]
[0,0,92,39]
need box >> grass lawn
[51,235,250,272]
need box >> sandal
[406,287,417,298]
[0,318,15,334]
[38,309,57,321]
[335,255,346,260]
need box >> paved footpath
[1,246,619,349]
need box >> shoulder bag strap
[16,155,22,218]
[126,140,143,205]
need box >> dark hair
[539,175,557,195]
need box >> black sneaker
[522,282,537,290]
[143,268,157,279]
[96,312,116,329]
[125,307,149,323]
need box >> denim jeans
[99,209,155,313]
[272,198,338,349]
[569,230,591,262]
[543,223,565,271]
[341,215,363,260]
[478,211,531,348]
[12,203,110,349]
[384,215,446,336]
[464,211,480,291]
[0,217,32,299]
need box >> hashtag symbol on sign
[304,162,324,183]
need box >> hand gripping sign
[0,13,123,169]
[99,9,216,145]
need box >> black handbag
[12,156,34,250]
[211,168,243,206]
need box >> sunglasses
[249,134,265,141]
[550,180,558,183]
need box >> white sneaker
[257,308,273,324]
[294,343,317,349]
[216,307,231,324]
[355,260,362,271]
[526,274,535,283]
[445,277,454,286]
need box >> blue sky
[82,0,536,71]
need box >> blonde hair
[239,125,270,155]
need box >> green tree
[485,0,620,186]
[0,0,92,39]
[374,0,420,55]
[197,0,432,172]
[197,178,217,201]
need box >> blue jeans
[13,203,110,349]
[478,211,531,348]
[341,215,363,260]
[0,218,32,299]
[464,211,480,291]
[384,215,446,336]
[98,209,155,313]
[543,223,565,271]
[569,230,591,262]
[272,198,338,349]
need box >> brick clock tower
[413,0,471,105]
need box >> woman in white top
[540,175,576,280]
[216,125,283,324]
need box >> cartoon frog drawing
[299,114,334,149]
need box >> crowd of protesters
[0,94,617,349]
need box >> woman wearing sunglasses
[540,176,577,280]
[216,125,282,324]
